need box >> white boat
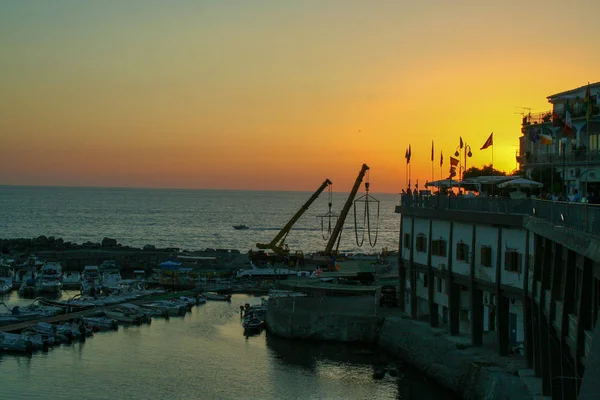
[104,303,152,324]
[101,268,123,293]
[83,316,119,331]
[37,262,63,294]
[61,271,81,290]
[0,277,12,294]
[81,266,102,296]
[202,292,232,301]
[0,263,14,294]
[0,301,62,326]
[0,332,34,353]
[235,261,300,279]
[13,267,38,290]
[139,301,185,317]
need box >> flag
[459,137,464,149]
[440,151,443,167]
[431,141,434,162]
[585,84,592,121]
[528,127,540,142]
[405,148,409,163]
[407,144,412,163]
[480,132,493,150]
[540,134,552,145]
[564,102,574,135]
[449,156,459,166]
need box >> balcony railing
[523,107,598,126]
[398,195,600,235]
[518,149,600,165]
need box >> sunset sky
[2,1,600,193]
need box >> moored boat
[202,292,232,301]
[37,262,63,294]
[61,271,81,290]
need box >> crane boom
[324,163,369,255]
[256,179,332,254]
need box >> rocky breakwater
[379,316,535,400]
[0,236,248,276]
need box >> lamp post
[454,143,473,190]
[561,137,567,197]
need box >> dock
[0,290,196,333]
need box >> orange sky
[1,1,600,193]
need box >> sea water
[0,186,457,399]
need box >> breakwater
[0,236,248,276]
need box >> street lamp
[561,137,567,197]
[454,144,473,181]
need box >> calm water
[0,186,457,399]
[0,186,400,253]
[0,292,456,400]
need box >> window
[416,234,427,252]
[422,273,428,288]
[431,239,447,257]
[504,251,522,273]
[456,243,469,262]
[437,277,443,293]
[481,246,492,267]
[403,233,410,249]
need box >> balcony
[397,195,600,235]
[522,106,599,127]
[517,149,600,165]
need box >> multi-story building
[518,82,600,197]
[396,194,600,398]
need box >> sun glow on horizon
[1,1,600,192]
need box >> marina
[0,289,455,400]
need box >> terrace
[396,195,600,235]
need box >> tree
[462,164,507,180]
[528,166,563,194]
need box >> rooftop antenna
[514,106,533,117]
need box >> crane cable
[320,184,337,240]
[353,171,380,247]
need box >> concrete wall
[379,318,534,400]
[266,296,383,343]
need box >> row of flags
[404,132,494,167]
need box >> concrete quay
[266,300,549,400]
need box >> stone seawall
[378,317,534,400]
[266,296,383,342]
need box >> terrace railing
[398,195,600,235]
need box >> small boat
[61,271,81,290]
[80,265,102,296]
[83,316,119,331]
[101,268,123,293]
[202,292,232,301]
[233,224,249,230]
[0,332,34,353]
[243,317,265,331]
[37,262,63,294]
[0,277,12,294]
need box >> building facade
[518,82,600,198]
[396,195,600,398]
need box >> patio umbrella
[497,178,543,189]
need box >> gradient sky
[2,1,600,192]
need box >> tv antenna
[514,106,532,116]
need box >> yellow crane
[255,179,332,255]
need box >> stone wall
[266,296,383,343]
